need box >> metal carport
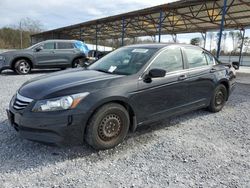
[31,0,250,61]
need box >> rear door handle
[178,74,188,81]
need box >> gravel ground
[0,70,249,188]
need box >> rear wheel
[72,58,84,68]
[208,84,227,113]
[85,103,130,150]
[14,59,31,75]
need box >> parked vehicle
[0,40,89,74]
[7,44,239,150]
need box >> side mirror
[35,46,43,52]
[148,68,166,78]
[144,68,166,83]
[232,62,240,70]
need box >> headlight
[0,55,5,61]
[32,92,89,112]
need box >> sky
[0,0,249,51]
[0,0,177,29]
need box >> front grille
[13,93,33,110]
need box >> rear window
[57,42,74,49]
[185,48,208,68]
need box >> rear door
[53,42,76,66]
[131,46,189,123]
[183,47,215,108]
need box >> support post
[217,0,228,59]
[30,36,33,46]
[201,32,207,48]
[239,28,245,65]
[20,21,23,49]
[80,28,82,41]
[95,24,98,51]
[172,34,177,43]
[121,17,125,46]
[158,10,163,43]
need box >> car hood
[1,49,27,55]
[19,68,123,100]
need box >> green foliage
[190,37,201,46]
[0,17,43,49]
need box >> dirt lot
[0,70,249,187]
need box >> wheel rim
[18,61,30,74]
[73,59,82,68]
[215,90,225,107]
[98,114,122,141]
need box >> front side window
[43,42,55,50]
[88,47,158,75]
[150,47,184,72]
[185,48,208,68]
[57,42,74,49]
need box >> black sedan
[7,44,238,150]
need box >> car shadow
[0,109,211,174]
[0,69,61,76]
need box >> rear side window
[185,48,208,68]
[57,42,74,49]
[150,47,184,72]
[204,53,215,65]
[43,42,55,49]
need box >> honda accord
[7,44,238,150]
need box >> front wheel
[208,84,228,113]
[14,59,31,75]
[85,103,130,150]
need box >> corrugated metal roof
[32,0,250,42]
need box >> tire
[14,59,31,75]
[72,58,84,68]
[85,103,130,150]
[208,84,228,113]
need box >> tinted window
[43,42,55,50]
[57,42,74,49]
[204,53,215,65]
[185,48,208,68]
[150,47,183,72]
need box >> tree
[208,32,214,51]
[190,37,201,46]
[244,37,250,54]
[229,31,242,52]
[0,17,43,49]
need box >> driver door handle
[210,68,217,73]
[178,74,188,81]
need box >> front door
[130,46,189,124]
[34,41,58,67]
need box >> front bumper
[7,108,88,146]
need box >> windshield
[88,47,158,75]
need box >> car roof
[125,43,202,50]
[44,39,81,43]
